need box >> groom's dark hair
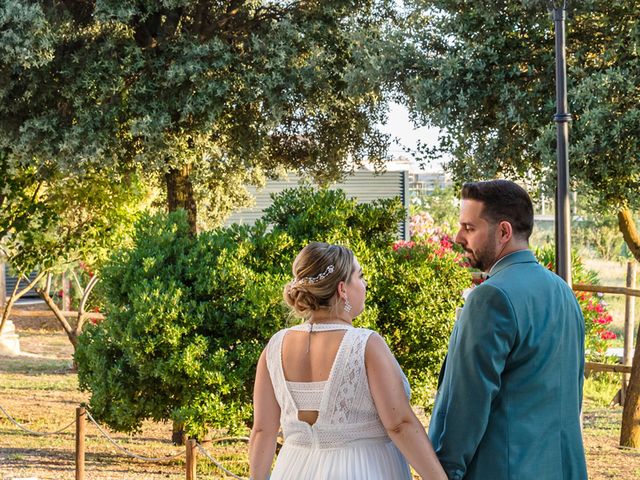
[461,180,534,241]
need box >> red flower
[596,314,613,325]
[599,330,617,340]
[392,240,416,251]
[440,238,453,251]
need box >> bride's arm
[249,350,280,480]
[366,334,447,480]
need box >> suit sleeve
[433,284,517,479]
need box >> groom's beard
[464,245,496,272]
[463,236,499,272]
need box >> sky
[379,102,444,172]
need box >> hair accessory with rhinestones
[295,264,335,285]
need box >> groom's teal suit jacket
[428,250,587,480]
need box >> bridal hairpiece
[295,264,335,285]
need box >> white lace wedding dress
[265,323,412,479]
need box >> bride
[249,242,446,479]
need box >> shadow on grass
[0,354,73,375]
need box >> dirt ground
[1,311,640,479]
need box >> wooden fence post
[186,438,197,480]
[76,406,86,480]
[623,261,637,404]
[0,262,6,310]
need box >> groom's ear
[498,220,513,243]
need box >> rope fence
[0,402,252,480]
[84,409,184,462]
[0,403,76,436]
[197,441,248,480]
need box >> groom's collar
[488,249,536,277]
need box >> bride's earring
[344,296,352,313]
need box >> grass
[0,333,253,480]
[584,373,624,408]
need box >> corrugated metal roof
[4,270,40,299]
[225,171,409,238]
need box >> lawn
[1,328,639,479]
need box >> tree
[0,149,150,349]
[397,0,640,448]
[1,0,399,234]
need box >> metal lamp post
[550,0,572,285]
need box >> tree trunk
[618,207,640,447]
[621,324,640,447]
[172,420,186,446]
[36,273,78,350]
[165,166,197,235]
[0,271,47,333]
[618,208,640,263]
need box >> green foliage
[77,211,287,436]
[366,241,469,407]
[398,0,640,214]
[1,1,400,227]
[534,245,617,361]
[263,187,406,248]
[583,373,622,407]
[573,218,630,261]
[77,187,469,436]
[0,149,150,276]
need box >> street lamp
[550,0,572,285]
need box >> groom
[428,180,587,479]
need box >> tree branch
[0,277,21,333]
[618,207,640,262]
[76,274,99,333]
[37,273,77,347]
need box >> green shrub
[365,241,469,408]
[76,187,470,437]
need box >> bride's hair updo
[283,242,355,319]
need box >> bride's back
[281,330,347,382]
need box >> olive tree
[1,0,399,234]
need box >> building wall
[3,270,40,300]
[225,170,410,239]
[409,171,451,197]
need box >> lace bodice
[265,323,411,449]
[286,381,326,410]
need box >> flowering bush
[365,237,470,408]
[578,291,617,359]
[534,245,617,361]
[409,211,451,244]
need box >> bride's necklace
[304,319,352,353]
